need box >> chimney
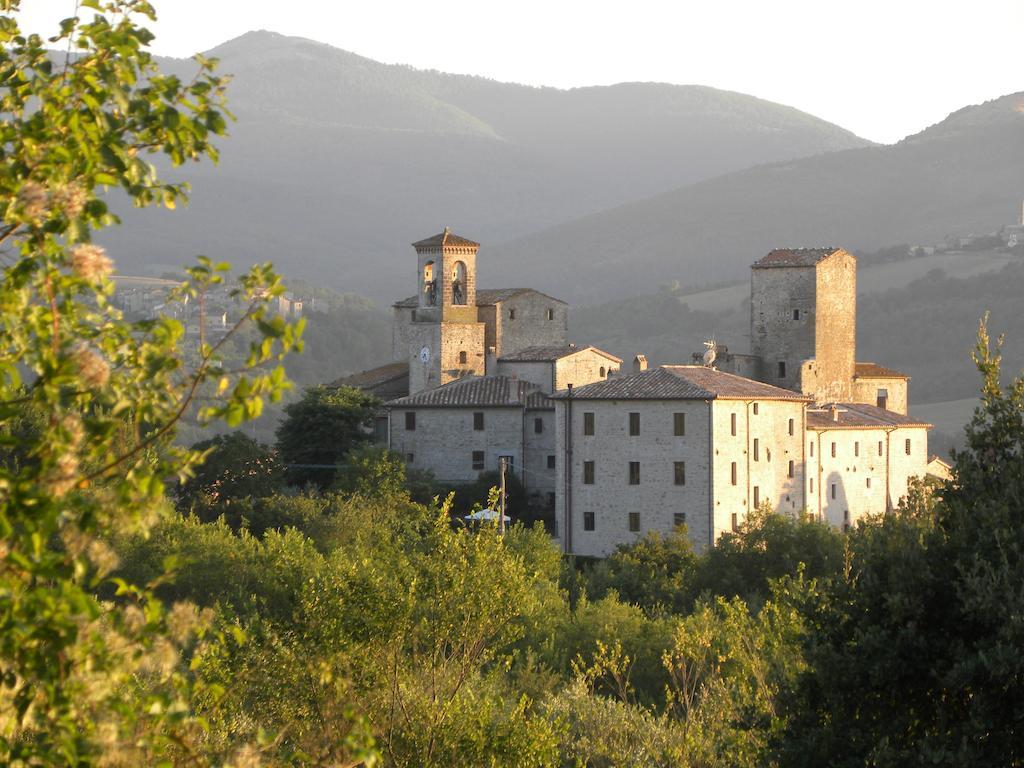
[830,404,840,422]
[633,354,648,374]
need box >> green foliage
[777,317,1024,766]
[333,443,408,499]
[0,4,304,763]
[177,431,282,508]
[275,384,379,488]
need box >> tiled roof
[806,402,931,430]
[552,365,811,401]
[393,287,566,309]
[854,362,910,379]
[499,345,622,363]
[330,361,408,389]
[477,288,566,305]
[412,229,479,248]
[386,375,552,409]
[752,247,848,268]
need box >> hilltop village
[336,229,931,556]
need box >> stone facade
[389,405,530,485]
[485,291,568,357]
[496,347,621,393]
[806,419,928,527]
[748,248,857,402]
[851,372,909,415]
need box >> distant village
[334,227,956,558]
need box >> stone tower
[749,247,856,403]
[405,228,487,394]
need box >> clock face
[419,346,431,363]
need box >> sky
[16,0,1024,144]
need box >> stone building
[386,375,557,510]
[552,246,929,557]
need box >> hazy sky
[17,0,1024,144]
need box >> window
[599,366,606,378]
[546,308,555,320]
[629,461,640,485]
[866,477,872,489]
[674,512,687,528]
[831,483,837,500]
[628,512,640,532]
[854,441,860,457]
[508,308,516,320]
[788,460,795,478]
[534,417,544,434]
[753,486,760,507]
[731,413,737,436]
[878,440,883,456]
[583,412,595,436]
[793,309,800,320]
[405,411,416,431]
[731,462,737,486]
[629,412,640,436]
[547,492,556,508]
[778,361,786,379]
[753,403,759,415]
[674,412,686,436]
[788,418,794,436]
[810,478,814,493]
[674,461,686,485]
[473,412,485,430]
[843,510,850,532]
[583,511,595,531]
[831,442,837,458]
[877,388,888,410]
[472,450,485,470]
[583,461,595,485]
[753,438,760,461]
[810,441,814,457]
[459,350,467,365]
[905,438,911,456]
[731,513,739,533]
[547,454,556,470]
[406,453,414,463]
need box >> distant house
[926,455,953,483]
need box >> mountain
[98,30,870,299]
[489,93,1024,303]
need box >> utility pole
[498,456,507,535]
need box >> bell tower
[406,228,486,394]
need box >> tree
[0,4,305,763]
[177,431,282,508]
[778,318,1024,766]
[275,385,379,488]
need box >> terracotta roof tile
[499,345,622,363]
[386,375,552,409]
[552,366,811,401]
[412,229,479,248]
[806,402,931,430]
[855,362,910,379]
[752,247,849,268]
[330,361,408,389]
[393,287,566,309]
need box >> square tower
[750,248,856,403]
[405,228,486,393]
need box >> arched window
[423,260,436,305]
[599,366,606,378]
[451,261,467,305]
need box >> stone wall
[812,252,857,401]
[851,376,909,415]
[524,407,557,510]
[709,399,807,543]
[807,424,928,526]
[554,350,620,391]
[554,399,713,557]
[495,360,553,392]
[490,293,567,357]
[750,267,816,391]
[388,406,527,486]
